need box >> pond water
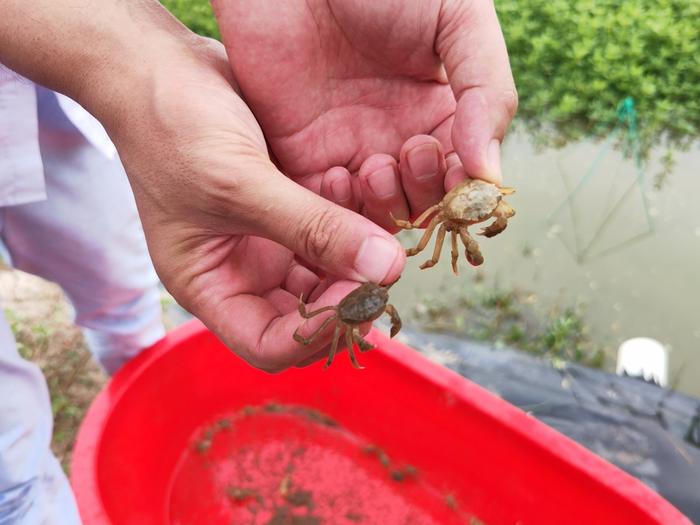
[390,133,700,397]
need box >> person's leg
[0,310,81,525]
[3,86,165,374]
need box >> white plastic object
[616,337,669,387]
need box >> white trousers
[0,87,165,523]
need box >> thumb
[436,0,518,185]
[251,169,405,284]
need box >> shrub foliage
[498,0,700,167]
[161,0,220,40]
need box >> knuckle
[300,207,345,261]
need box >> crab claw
[479,220,508,238]
[499,187,516,195]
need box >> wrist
[0,1,200,138]
[75,7,200,135]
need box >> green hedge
[498,0,699,181]
[161,0,220,40]
[162,0,700,173]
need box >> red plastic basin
[71,320,690,524]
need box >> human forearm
[0,0,194,126]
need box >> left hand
[212,0,517,231]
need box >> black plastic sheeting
[393,325,700,523]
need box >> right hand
[103,38,405,372]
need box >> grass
[411,276,608,369]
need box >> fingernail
[407,144,440,181]
[367,166,397,199]
[330,176,352,202]
[487,139,502,183]
[354,235,403,283]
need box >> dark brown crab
[293,282,402,369]
[393,178,515,273]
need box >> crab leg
[480,201,515,238]
[345,328,363,369]
[297,295,337,319]
[293,312,338,345]
[353,327,374,352]
[323,323,342,369]
[419,224,447,269]
[459,228,484,266]
[450,230,459,275]
[384,304,402,338]
[391,203,440,230]
[397,214,440,258]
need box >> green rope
[547,96,655,262]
